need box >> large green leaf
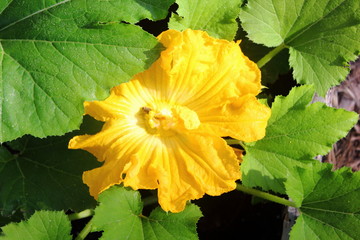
[240,0,360,95]
[169,0,243,40]
[92,186,202,240]
[0,211,72,240]
[286,162,360,240]
[0,0,175,142]
[0,116,101,217]
[242,85,358,193]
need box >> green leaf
[0,116,101,217]
[286,162,360,240]
[0,210,72,240]
[0,1,11,14]
[0,0,175,142]
[169,0,243,40]
[92,186,202,240]
[240,0,360,95]
[0,210,24,230]
[242,85,358,193]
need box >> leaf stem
[225,139,241,145]
[75,219,93,240]
[225,139,245,148]
[68,209,94,221]
[256,43,287,68]
[236,183,297,207]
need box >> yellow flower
[69,29,271,213]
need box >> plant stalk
[225,139,246,148]
[256,43,287,68]
[75,219,93,240]
[236,183,297,208]
[68,209,94,221]
[225,139,241,145]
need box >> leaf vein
[302,212,354,239]
[302,206,359,215]
[3,51,70,130]
[0,39,157,50]
[0,0,71,32]
[21,156,79,178]
[286,0,347,44]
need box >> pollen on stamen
[142,106,152,114]
[142,106,177,131]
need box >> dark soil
[195,191,284,240]
[323,58,360,171]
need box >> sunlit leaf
[0,0,175,142]
[169,0,243,40]
[286,162,360,240]
[240,0,360,95]
[92,186,202,240]
[242,85,358,193]
[0,211,71,240]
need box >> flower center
[141,105,200,135]
[143,107,176,130]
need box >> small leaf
[240,0,360,95]
[0,0,175,142]
[242,85,358,193]
[286,162,360,240]
[0,116,101,217]
[92,186,202,240]
[0,211,72,240]
[169,0,243,40]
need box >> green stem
[256,43,287,68]
[75,219,93,240]
[68,209,94,221]
[225,139,245,148]
[225,139,241,145]
[236,183,297,207]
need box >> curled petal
[133,29,261,110]
[156,133,240,212]
[199,95,271,142]
[81,130,240,212]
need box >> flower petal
[78,123,160,198]
[199,95,271,142]
[69,120,123,161]
[69,117,148,160]
[84,80,152,122]
[79,129,240,212]
[152,29,262,110]
[82,158,124,198]
[232,147,244,179]
[155,133,240,212]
